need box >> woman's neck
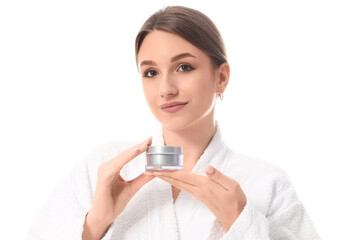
[162,116,216,172]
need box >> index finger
[153,171,206,186]
[109,137,152,172]
[153,170,227,190]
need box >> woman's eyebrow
[140,60,157,67]
[139,52,196,68]
[171,52,196,62]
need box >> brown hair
[135,6,227,68]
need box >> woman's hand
[82,138,154,240]
[148,166,246,232]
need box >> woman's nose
[159,74,178,99]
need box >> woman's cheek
[143,82,156,102]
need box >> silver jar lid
[146,146,182,155]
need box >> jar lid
[146,145,182,155]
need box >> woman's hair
[135,6,227,68]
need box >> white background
[0,0,359,239]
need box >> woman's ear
[216,62,230,94]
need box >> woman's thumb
[205,165,215,175]
[205,165,234,189]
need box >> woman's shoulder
[224,148,290,184]
[224,149,298,214]
[72,140,138,175]
[82,140,137,163]
[78,140,145,179]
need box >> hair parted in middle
[135,6,227,69]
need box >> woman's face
[137,30,228,131]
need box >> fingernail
[206,166,215,175]
[145,137,152,146]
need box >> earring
[218,93,224,100]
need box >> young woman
[27,6,320,240]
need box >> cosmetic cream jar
[145,146,183,171]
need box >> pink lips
[160,101,188,113]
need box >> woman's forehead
[137,30,205,62]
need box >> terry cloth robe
[27,124,321,239]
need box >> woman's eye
[177,64,194,72]
[144,70,158,78]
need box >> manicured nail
[206,166,215,175]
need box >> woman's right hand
[82,138,154,240]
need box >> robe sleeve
[26,146,116,240]
[221,172,321,240]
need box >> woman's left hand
[147,166,247,232]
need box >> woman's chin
[159,118,194,132]
[161,122,188,132]
[159,116,210,133]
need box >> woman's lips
[160,101,188,113]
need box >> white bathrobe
[27,125,320,239]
